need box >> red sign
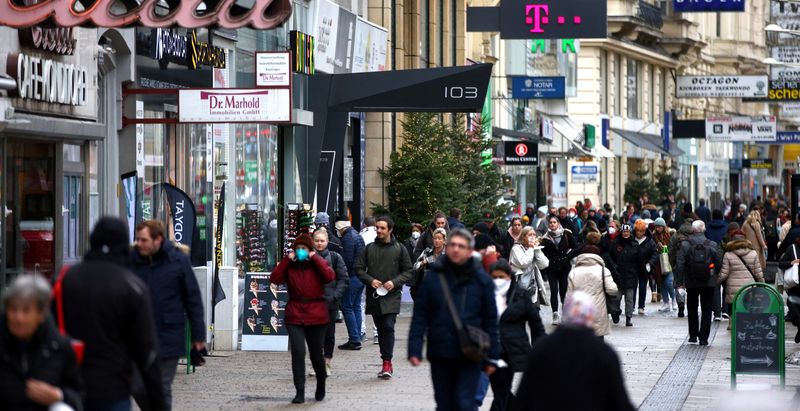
[515,143,528,156]
[0,0,292,29]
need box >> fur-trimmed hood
[725,238,754,254]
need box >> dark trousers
[373,313,397,360]
[687,287,714,342]
[85,400,132,411]
[489,367,514,411]
[287,324,327,390]
[430,358,482,411]
[546,271,568,312]
[637,277,648,309]
[324,308,337,358]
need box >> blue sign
[673,0,745,12]
[511,76,565,99]
[776,132,800,144]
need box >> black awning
[611,128,684,157]
[492,126,547,144]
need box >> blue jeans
[637,277,649,309]
[474,372,490,410]
[85,399,131,411]
[662,272,676,304]
[341,276,365,344]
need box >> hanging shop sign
[312,0,388,74]
[772,1,800,34]
[289,31,315,75]
[511,76,565,99]
[0,0,293,29]
[772,46,800,65]
[466,0,607,40]
[255,52,291,87]
[675,75,767,98]
[772,67,800,81]
[19,27,75,55]
[742,159,773,169]
[570,163,599,183]
[777,131,800,143]
[705,116,777,142]
[730,283,785,389]
[766,80,800,101]
[541,117,554,143]
[673,0,745,12]
[178,88,291,123]
[503,141,539,166]
[150,29,226,70]
[6,52,88,106]
[781,102,800,118]
[697,161,716,178]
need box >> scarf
[508,227,521,242]
[548,227,564,245]
[494,280,511,317]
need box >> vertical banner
[161,183,197,249]
[121,172,138,244]
[213,183,227,308]
[663,111,671,153]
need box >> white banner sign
[676,76,768,98]
[705,116,777,142]
[179,89,291,123]
[782,102,800,117]
[772,46,800,65]
[771,66,800,81]
[697,161,715,178]
[255,52,290,87]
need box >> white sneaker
[552,312,561,324]
[671,301,677,311]
[658,303,670,312]
[638,308,646,316]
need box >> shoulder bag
[52,266,86,365]
[597,262,619,316]
[733,253,757,282]
[438,273,491,363]
[785,245,800,289]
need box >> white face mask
[411,231,420,239]
[569,212,576,218]
[493,278,511,290]
[608,227,617,235]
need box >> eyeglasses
[448,242,469,250]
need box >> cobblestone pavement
[171,293,800,410]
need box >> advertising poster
[352,18,388,73]
[312,0,341,74]
[334,8,357,74]
[241,272,289,351]
[705,116,777,142]
[676,76,767,98]
[255,52,291,87]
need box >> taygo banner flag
[159,183,197,250]
[213,183,227,308]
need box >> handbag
[659,248,672,273]
[52,266,85,366]
[784,245,800,289]
[534,267,550,307]
[438,273,491,363]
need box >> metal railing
[637,1,664,29]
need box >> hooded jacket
[718,239,764,304]
[706,219,729,244]
[610,236,643,290]
[567,253,619,336]
[356,236,413,315]
[270,253,336,325]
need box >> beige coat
[742,220,766,270]
[718,239,764,304]
[567,253,619,336]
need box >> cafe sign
[6,52,89,106]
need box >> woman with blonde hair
[742,210,767,270]
[510,226,550,305]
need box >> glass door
[62,174,83,266]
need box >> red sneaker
[378,360,393,379]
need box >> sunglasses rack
[237,206,268,274]
[283,203,314,257]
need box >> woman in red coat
[270,233,335,404]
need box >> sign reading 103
[444,86,479,99]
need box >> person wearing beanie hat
[271,233,336,403]
[315,212,330,226]
[315,212,343,255]
[62,218,167,411]
[609,221,641,326]
[654,218,667,228]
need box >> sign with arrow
[731,283,785,388]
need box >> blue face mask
[296,248,309,261]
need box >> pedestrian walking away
[512,292,635,411]
[408,228,500,411]
[356,215,413,379]
[718,230,764,330]
[130,220,206,411]
[270,234,336,403]
[541,216,577,323]
[742,210,767,271]
[669,219,695,317]
[676,221,722,345]
[567,245,619,337]
[335,216,367,351]
[0,275,83,411]
[313,229,349,376]
[653,218,676,313]
[633,219,659,314]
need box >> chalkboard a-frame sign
[731,283,785,389]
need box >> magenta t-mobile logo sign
[525,4,582,33]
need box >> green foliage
[654,161,683,201]
[372,113,509,237]
[623,166,658,207]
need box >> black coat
[636,234,660,280]
[320,249,349,311]
[696,205,712,224]
[130,241,206,358]
[500,231,517,261]
[0,318,83,411]
[675,233,722,288]
[610,236,643,290]
[512,327,635,411]
[541,231,577,276]
[498,285,546,371]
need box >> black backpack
[686,239,713,283]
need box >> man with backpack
[676,220,722,346]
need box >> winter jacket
[319,249,349,311]
[636,234,659,280]
[357,236,413,315]
[408,257,500,361]
[706,219,729,244]
[675,233,722,288]
[541,230,577,276]
[500,229,520,260]
[669,222,694,269]
[509,244,549,301]
[339,226,365,277]
[512,327,635,411]
[413,220,451,261]
[447,216,465,230]
[130,240,206,358]
[60,254,164,407]
[696,205,712,224]
[488,224,507,256]
[743,219,767,270]
[0,318,83,411]
[270,253,336,326]
[718,239,764,304]
[360,226,377,245]
[610,236,643,290]
[567,253,619,336]
[497,284,546,371]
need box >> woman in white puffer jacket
[510,226,550,306]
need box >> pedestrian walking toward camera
[0,275,83,411]
[541,216,577,323]
[633,219,659,314]
[414,212,450,261]
[512,292,635,411]
[411,228,447,300]
[718,230,764,330]
[131,220,206,411]
[610,224,642,327]
[500,217,524,260]
[270,234,335,403]
[653,218,676,313]
[313,229,348,376]
[335,216,366,351]
[676,221,721,345]
[408,229,500,410]
[356,216,413,379]
[567,245,619,338]
[509,227,549,305]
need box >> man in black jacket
[696,199,712,224]
[61,217,165,411]
[131,220,206,411]
[676,220,722,346]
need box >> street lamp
[762,57,800,67]
[765,23,800,36]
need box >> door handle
[61,206,69,215]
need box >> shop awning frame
[610,128,685,157]
[492,126,549,144]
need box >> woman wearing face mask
[270,233,336,404]
[404,224,424,261]
[510,227,550,306]
[488,259,546,411]
[541,216,577,324]
[410,228,447,300]
[609,225,643,327]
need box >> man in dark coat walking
[335,216,367,350]
[696,199,712,224]
[131,220,206,411]
[609,224,643,327]
[413,212,450,261]
[408,228,500,411]
[676,220,722,345]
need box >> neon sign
[467,0,606,40]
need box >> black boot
[292,389,305,404]
[611,313,620,324]
[315,376,326,401]
[795,329,800,344]
[678,302,685,318]
[626,316,633,327]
